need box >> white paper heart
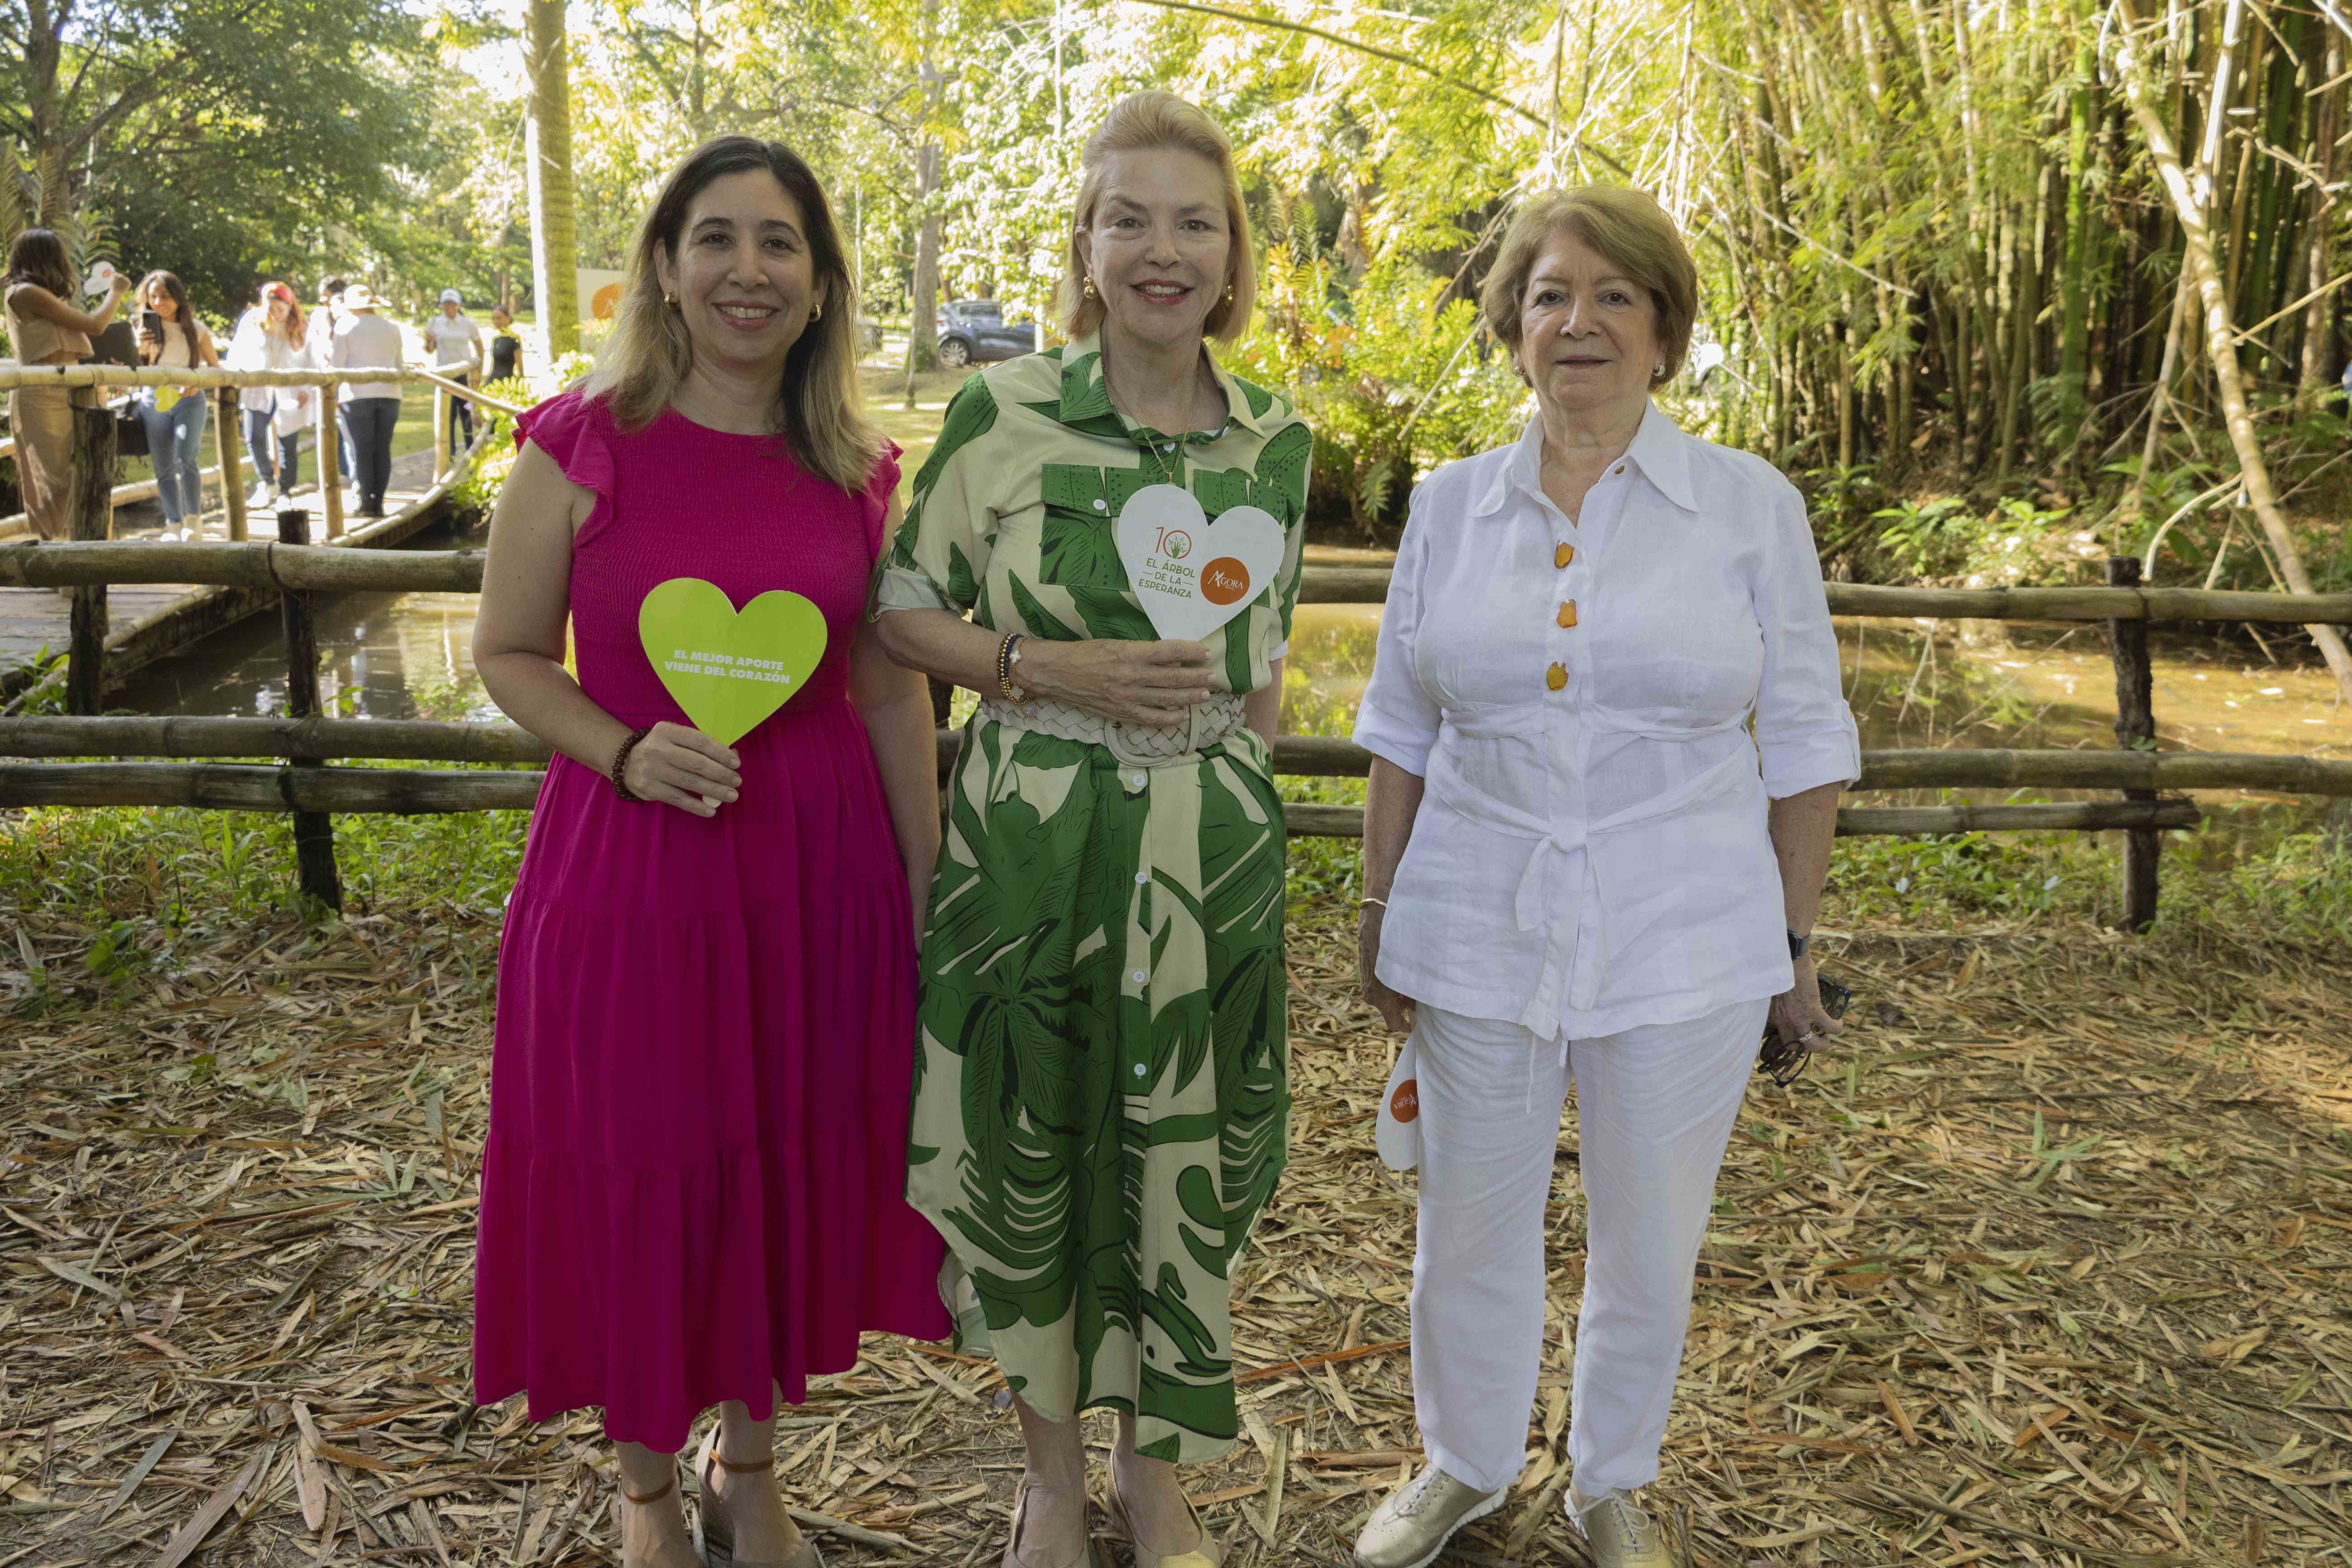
[1374,1039,1421,1171]
[1113,483,1286,642]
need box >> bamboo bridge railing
[1,464,2347,924]
[0,362,518,544]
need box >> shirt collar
[1470,399,1700,517]
[1057,328,1270,440]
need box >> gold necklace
[1100,340,1207,488]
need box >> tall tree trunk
[2056,0,2098,461]
[902,0,945,404]
[2116,0,2352,704]
[1999,160,2048,480]
[2300,30,2345,392]
[2118,271,2192,534]
[524,0,581,360]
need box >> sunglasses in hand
[1758,974,1852,1088]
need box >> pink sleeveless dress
[472,391,950,1450]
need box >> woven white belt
[975,692,1247,768]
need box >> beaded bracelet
[610,725,654,802]
[996,632,1027,701]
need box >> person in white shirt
[224,281,319,506]
[330,285,406,518]
[424,287,482,453]
[1349,187,1859,1568]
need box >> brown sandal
[618,1470,698,1568]
[698,1440,822,1568]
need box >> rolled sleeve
[1752,480,1861,797]
[1350,482,1443,777]
[868,374,1000,621]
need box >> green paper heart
[637,577,828,746]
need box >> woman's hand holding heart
[1018,639,1215,726]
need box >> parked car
[936,299,1036,366]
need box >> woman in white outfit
[224,282,319,506]
[1348,187,1859,1568]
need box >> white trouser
[1408,996,1769,1497]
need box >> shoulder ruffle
[859,440,903,557]
[514,389,615,505]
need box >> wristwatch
[1787,929,1810,961]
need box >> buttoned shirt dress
[1353,403,1860,1042]
[871,332,1312,1463]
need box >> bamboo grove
[1671,0,2345,492]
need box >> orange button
[1554,542,1574,569]
[1557,600,1578,628]
[1546,662,1568,692]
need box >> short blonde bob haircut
[581,136,884,495]
[1481,185,1698,389]
[1058,91,1256,344]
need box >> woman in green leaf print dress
[871,92,1308,1568]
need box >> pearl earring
[1083,276,1097,299]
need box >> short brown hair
[1481,186,1697,388]
[1058,91,1256,343]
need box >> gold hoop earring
[810,301,823,323]
[664,292,677,309]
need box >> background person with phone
[2,232,131,538]
[133,270,220,540]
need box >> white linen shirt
[1353,403,1860,1042]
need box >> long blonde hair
[1057,91,1257,344]
[581,136,883,494]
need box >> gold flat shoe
[1103,1481,1222,1568]
[1002,1478,1100,1568]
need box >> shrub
[1227,252,1527,540]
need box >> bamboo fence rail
[2,471,2346,916]
[4,716,2349,797]
[10,546,2352,625]
[0,763,2209,840]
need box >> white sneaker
[247,482,277,509]
[1569,1484,1675,1567]
[1354,1465,1506,1568]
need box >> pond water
[114,536,2347,818]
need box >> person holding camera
[132,271,221,541]
[3,231,131,538]
[1348,187,1859,1568]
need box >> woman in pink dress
[470,136,950,1568]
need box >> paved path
[0,445,451,687]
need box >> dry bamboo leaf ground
[4,899,2350,1568]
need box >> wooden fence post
[214,388,247,543]
[432,382,450,485]
[65,390,116,715]
[277,506,343,910]
[314,383,344,541]
[2106,556,2160,931]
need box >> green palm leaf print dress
[871,331,1310,1462]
